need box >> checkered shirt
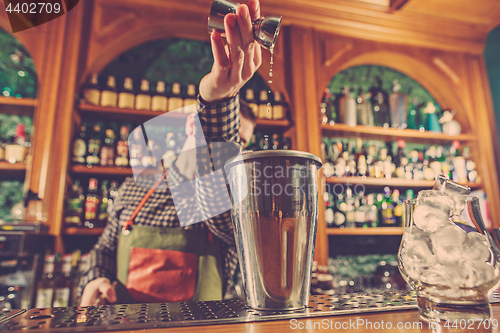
[78,94,242,298]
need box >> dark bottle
[388,80,408,129]
[72,123,87,164]
[35,254,56,308]
[115,125,129,167]
[151,81,168,112]
[118,77,135,109]
[282,137,291,150]
[98,180,109,227]
[259,134,270,150]
[81,74,100,105]
[135,79,152,111]
[84,178,100,228]
[380,186,396,227]
[392,189,404,227]
[100,127,115,167]
[86,124,102,166]
[100,76,117,108]
[64,180,84,227]
[370,77,390,128]
[320,88,337,125]
[168,83,183,111]
[52,254,73,308]
[356,88,374,126]
[354,192,367,228]
[334,194,346,228]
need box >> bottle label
[36,288,54,308]
[168,97,183,112]
[53,288,70,308]
[118,93,135,109]
[273,105,283,119]
[135,95,151,110]
[85,199,98,220]
[100,91,117,107]
[151,96,168,112]
[83,88,100,105]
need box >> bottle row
[320,81,461,135]
[80,74,289,120]
[324,187,414,228]
[322,138,479,184]
[64,178,118,229]
[247,132,292,151]
[35,252,89,308]
[72,121,187,169]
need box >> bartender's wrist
[198,94,236,107]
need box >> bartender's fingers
[210,31,230,82]
[236,4,255,81]
[80,277,116,306]
[224,13,245,85]
[247,0,262,70]
[98,281,117,304]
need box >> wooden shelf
[255,118,291,130]
[321,123,477,143]
[70,165,133,176]
[327,227,404,236]
[64,227,105,236]
[0,162,27,178]
[325,176,482,189]
[0,96,37,107]
[77,103,189,123]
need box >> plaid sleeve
[77,182,125,296]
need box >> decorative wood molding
[322,40,353,68]
[432,57,461,85]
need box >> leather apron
[115,176,223,304]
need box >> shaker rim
[225,149,322,169]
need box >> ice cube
[463,232,491,262]
[404,239,436,265]
[420,264,461,287]
[430,224,467,264]
[433,175,471,196]
[450,195,467,216]
[462,260,496,288]
[413,203,450,232]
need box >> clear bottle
[84,178,99,228]
[36,254,56,308]
[392,189,404,227]
[52,254,73,308]
[115,125,129,167]
[338,86,357,127]
[245,89,259,118]
[71,123,87,164]
[81,74,100,105]
[258,90,273,119]
[64,180,84,227]
[5,124,28,163]
[388,79,408,129]
[345,188,356,228]
[168,83,183,111]
[85,123,102,166]
[100,76,118,107]
[118,77,135,109]
[463,146,478,183]
[151,81,168,112]
[356,88,373,126]
[99,127,115,167]
[135,79,151,110]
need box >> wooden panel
[327,227,403,235]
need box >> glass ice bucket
[398,194,500,321]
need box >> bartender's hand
[80,277,117,306]
[199,0,262,103]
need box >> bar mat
[0,290,498,332]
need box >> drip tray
[0,309,25,324]
[3,290,499,331]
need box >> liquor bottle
[424,102,442,133]
[388,80,408,129]
[64,180,84,227]
[394,139,406,178]
[380,187,396,227]
[86,123,102,166]
[100,76,118,108]
[162,132,177,168]
[5,124,28,163]
[151,81,168,112]
[272,92,286,120]
[334,194,346,228]
[367,145,381,178]
[392,189,404,227]
[324,193,335,227]
[370,77,390,128]
[271,134,280,150]
[69,251,81,307]
[52,254,73,308]
[115,125,129,167]
[109,180,119,206]
[463,146,478,183]
[129,129,144,168]
[452,141,467,183]
[36,254,56,308]
[338,86,356,127]
[100,127,115,167]
[377,147,388,179]
[282,137,291,150]
[259,134,270,150]
[183,84,197,107]
[81,74,100,105]
[356,88,373,126]
[320,89,330,125]
[354,192,367,228]
[84,178,99,228]
[258,90,272,119]
[345,147,356,177]
[244,89,259,118]
[118,77,135,109]
[407,97,422,130]
[168,83,183,111]
[98,180,109,227]
[141,140,158,167]
[135,79,152,110]
[365,194,378,227]
[344,188,355,228]
[72,123,87,164]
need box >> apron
[115,176,224,304]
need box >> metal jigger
[208,0,282,50]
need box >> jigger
[208,0,282,50]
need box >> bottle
[52,254,73,308]
[81,74,100,105]
[36,254,56,308]
[84,178,99,228]
[244,89,259,118]
[98,180,109,227]
[407,97,422,130]
[71,123,87,164]
[282,138,291,150]
[324,192,335,227]
[356,88,373,126]
[370,77,390,128]
[272,92,286,120]
[258,90,273,119]
[168,83,183,111]
[183,84,197,108]
[118,77,135,109]
[344,188,355,228]
[151,81,168,112]
[108,181,119,212]
[365,194,378,227]
[86,123,102,166]
[129,129,144,168]
[338,86,357,127]
[334,194,346,228]
[64,180,84,227]
[392,189,404,227]
[135,79,152,110]
[452,141,467,183]
[5,124,28,163]
[259,134,270,150]
[162,132,177,169]
[354,192,367,228]
[380,187,396,227]
[388,79,408,129]
[271,133,280,150]
[115,125,130,167]
[424,102,442,133]
[141,140,158,167]
[100,76,118,107]
[463,146,478,183]
[99,127,115,167]
[394,139,406,178]
[69,251,81,307]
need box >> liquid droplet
[267,102,271,106]
[268,80,273,84]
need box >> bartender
[79,0,262,305]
